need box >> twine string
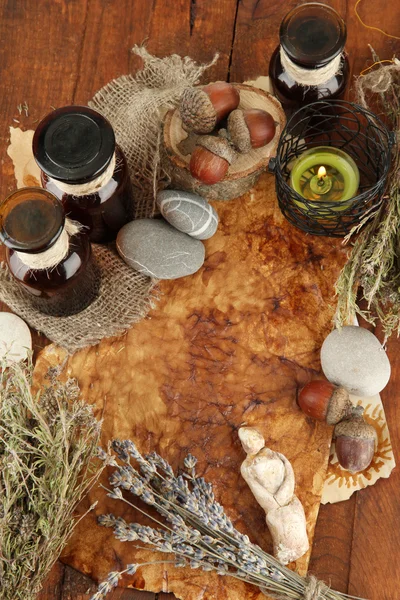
[304,575,329,600]
[48,153,116,197]
[15,219,83,271]
[355,0,400,40]
[274,575,330,600]
[356,52,400,108]
[279,47,343,87]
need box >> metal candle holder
[271,100,393,237]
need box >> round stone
[156,189,218,240]
[117,218,205,280]
[320,326,391,397]
[0,312,32,364]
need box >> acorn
[180,82,240,134]
[298,380,353,425]
[334,406,376,474]
[189,135,236,185]
[228,108,276,153]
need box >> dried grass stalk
[335,53,400,340]
[92,440,367,600]
[0,359,103,600]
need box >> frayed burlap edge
[89,45,219,218]
[0,245,159,354]
[0,47,219,353]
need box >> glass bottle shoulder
[269,46,350,108]
[7,232,91,289]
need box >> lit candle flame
[318,166,327,179]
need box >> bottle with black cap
[32,105,134,243]
[0,187,100,316]
[269,3,349,110]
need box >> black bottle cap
[0,188,64,253]
[280,3,346,68]
[32,106,116,184]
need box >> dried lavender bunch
[93,440,367,600]
[0,358,104,600]
[335,55,400,340]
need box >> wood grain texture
[0,1,397,599]
[347,327,400,600]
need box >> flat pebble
[0,312,32,364]
[117,218,205,279]
[321,326,391,397]
[156,189,218,240]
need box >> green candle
[290,147,360,212]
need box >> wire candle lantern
[272,100,393,237]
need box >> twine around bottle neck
[15,218,83,271]
[48,152,116,196]
[280,46,343,87]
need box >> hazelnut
[298,380,353,425]
[228,108,276,153]
[334,406,376,474]
[180,82,240,134]
[189,136,236,185]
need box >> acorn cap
[180,88,217,134]
[196,135,236,164]
[334,407,376,440]
[228,109,252,153]
[326,386,353,426]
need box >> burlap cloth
[0,47,217,353]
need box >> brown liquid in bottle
[269,3,349,111]
[0,188,100,317]
[41,146,133,243]
[33,106,135,243]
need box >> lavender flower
[92,439,365,600]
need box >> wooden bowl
[162,83,286,200]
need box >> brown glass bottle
[269,3,349,110]
[0,188,100,317]
[33,106,134,243]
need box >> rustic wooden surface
[0,1,399,599]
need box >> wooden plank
[0,0,88,200]
[73,0,239,105]
[37,562,65,600]
[347,327,400,599]
[145,0,239,83]
[308,498,356,594]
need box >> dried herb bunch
[93,440,366,600]
[335,56,400,339]
[0,359,103,600]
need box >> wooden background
[0,1,399,599]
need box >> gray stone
[320,326,391,397]
[156,189,218,240]
[117,218,205,280]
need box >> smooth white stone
[321,326,391,397]
[0,312,32,364]
[156,190,218,240]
